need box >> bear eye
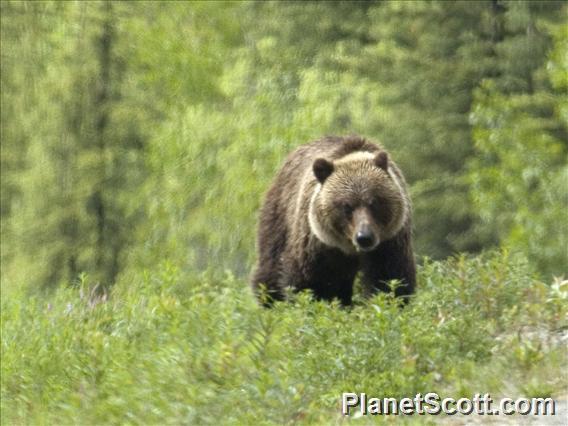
[340,202,353,216]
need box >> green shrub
[2,251,566,424]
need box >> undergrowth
[1,251,566,424]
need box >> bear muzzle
[351,209,380,252]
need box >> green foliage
[0,1,60,283]
[469,12,568,276]
[2,253,566,424]
[1,1,240,290]
[2,2,566,424]
[2,1,566,290]
[364,1,501,257]
[2,2,148,290]
[129,1,567,280]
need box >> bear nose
[356,229,375,249]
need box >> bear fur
[251,135,416,306]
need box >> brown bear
[251,135,416,306]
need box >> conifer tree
[1,1,65,288]
[8,2,146,290]
[469,2,567,275]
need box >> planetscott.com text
[341,392,556,416]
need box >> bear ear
[374,151,388,171]
[313,158,334,183]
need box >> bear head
[308,150,408,255]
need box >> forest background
[1,1,567,424]
[1,1,566,291]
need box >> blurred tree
[123,1,242,276]
[357,0,510,258]
[6,1,147,290]
[2,1,241,290]
[0,1,60,286]
[134,1,380,276]
[297,0,566,264]
[132,0,567,278]
[469,3,567,276]
[2,1,565,290]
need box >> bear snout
[351,209,380,251]
[355,227,376,249]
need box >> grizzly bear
[251,135,416,306]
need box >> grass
[1,250,567,425]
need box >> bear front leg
[284,248,358,306]
[251,187,289,307]
[252,268,286,307]
[361,228,416,301]
[313,279,354,306]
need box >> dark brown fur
[251,135,416,306]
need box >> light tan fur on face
[309,183,356,254]
[334,151,376,165]
[308,151,409,254]
[383,166,408,239]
